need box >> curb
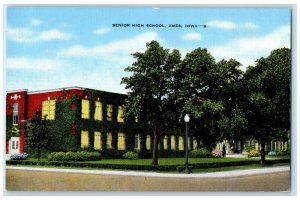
[6,166,290,179]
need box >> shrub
[276,150,287,156]
[189,149,201,158]
[198,147,212,158]
[47,151,101,161]
[248,149,260,157]
[189,148,212,158]
[211,149,222,158]
[123,151,139,160]
[10,153,29,160]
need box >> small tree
[26,110,49,161]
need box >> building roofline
[7,86,128,96]
[27,86,84,94]
[6,89,28,93]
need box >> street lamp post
[184,114,190,174]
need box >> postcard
[4,5,292,193]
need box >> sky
[5,7,291,94]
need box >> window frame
[12,103,19,125]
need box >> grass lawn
[25,156,289,165]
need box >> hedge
[48,151,101,161]
[6,159,290,172]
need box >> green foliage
[189,148,212,158]
[276,150,287,156]
[7,158,290,171]
[242,48,291,164]
[26,111,50,161]
[47,151,101,161]
[121,41,182,165]
[123,151,139,160]
[47,96,78,152]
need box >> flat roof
[7,86,128,96]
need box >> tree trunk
[260,141,266,166]
[151,125,159,166]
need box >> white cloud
[93,27,111,35]
[30,19,43,26]
[243,22,259,30]
[38,29,73,41]
[58,31,161,57]
[207,20,237,30]
[6,57,63,70]
[7,27,74,43]
[209,25,290,70]
[182,32,202,41]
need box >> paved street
[6,166,290,192]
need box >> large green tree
[172,49,245,149]
[242,48,291,165]
[121,41,181,166]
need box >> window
[178,136,184,150]
[94,101,103,121]
[81,131,89,149]
[16,141,19,149]
[106,133,112,149]
[146,135,151,150]
[94,132,102,150]
[13,103,19,125]
[171,135,176,150]
[117,105,125,123]
[81,100,90,119]
[193,138,198,149]
[134,134,141,149]
[12,141,15,149]
[117,133,126,150]
[42,100,56,120]
[163,136,168,150]
[107,104,113,121]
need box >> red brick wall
[6,88,85,153]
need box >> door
[10,137,20,155]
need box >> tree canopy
[122,41,291,166]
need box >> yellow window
[94,101,103,121]
[94,131,102,150]
[81,131,89,149]
[146,135,151,150]
[117,133,126,150]
[81,99,90,119]
[171,135,176,150]
[107,104,113,121]
[163,136,168,150]
[178,136,184,150]
[106,133,112,149]
[193,138,198,149]
[117,105,125,123]
[42,100,56,120]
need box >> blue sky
[6,7,291,94]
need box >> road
[6,167,290,192]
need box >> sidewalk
[6,165,290,179]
